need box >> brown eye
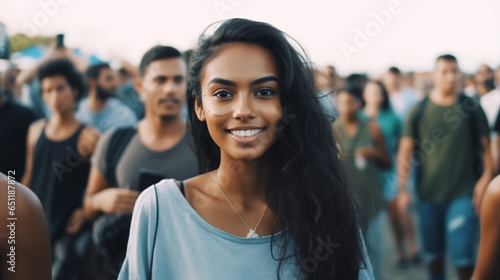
[255,87,275,97]
[214,89,233,98]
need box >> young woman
[119,18,373,280]
[333,86,390,279]
[359,80,420,267]
[472,175,500,279]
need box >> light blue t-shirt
[118,179,374,280]
[75,97,137,133]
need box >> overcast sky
[1,0,499,76]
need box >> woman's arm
[472,175,500,280]
[356,122,391,168]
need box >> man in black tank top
[83,46,198,276]
[21,59,100,278]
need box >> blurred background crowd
[1,1,500,279]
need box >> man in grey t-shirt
[82,46,198,275]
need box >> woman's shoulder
[141,179,179,199]
[132,179,182,218]
[484,176,500,206]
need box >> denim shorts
[417,195,478,267]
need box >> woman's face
[336,91,360,120]
[363,82,383,108]
[196,43,282,162]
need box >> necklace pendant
[246,229,259,238]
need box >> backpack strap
[412,95,429,144]
[104,127,137,187]
[458,94,480,147]
[150,183,160,280]
[180,181,185,197]
[459,94,483,177]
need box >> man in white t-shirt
[482,65,500,170]
[383,67,419,124]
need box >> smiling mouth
[228,128,264,137]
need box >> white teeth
[230,129,263,137]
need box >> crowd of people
[1,17,500,280]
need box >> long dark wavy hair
[187,18,365,279]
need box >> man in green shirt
[397,54,494,280]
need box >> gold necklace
[215,170,268,238]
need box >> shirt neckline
[136,129,189,155]
[160,179,287,244]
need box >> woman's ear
[195,97,206,121]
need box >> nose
[162,80,180,94]
[232,92,256,120]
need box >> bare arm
[396,137,415,214]
[0,173,51,280]
[83,166,139,221]
[368,122,391,168]
[472,175,500,280]
[16,41,88,86]
[396,137,414,190]
[117,58,138,78]
[20,120,45,187]
[473,136,495,213]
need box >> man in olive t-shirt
[397,55,493,280]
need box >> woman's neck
[341,114,358,125]
[216,152,269,204]
[364,104,380,118]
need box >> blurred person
[20,58,100,277]
[382,67,419,122]
[116,67,133,87]
[359,80,421,268]
[0,22,9,60]
[465,65,495,99]
[326,64,346,93]
[113,59,146,120]
[494,65,500,87]
[403,71,415,89]
[0,71,37,178]
[334,86,389,279]
[314,68,338,120]
[15,38,88,118]
[475,64,495,97]
[346,73,369,98]
[83,46,198,275]
[479,66,500,172]
[0,172,51,280]
[397,54,493,280]
[1,66,22,99]
[472,175,500,280]
[76,63,137,132]
[119,19,374,280]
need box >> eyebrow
[208,76,280,87]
